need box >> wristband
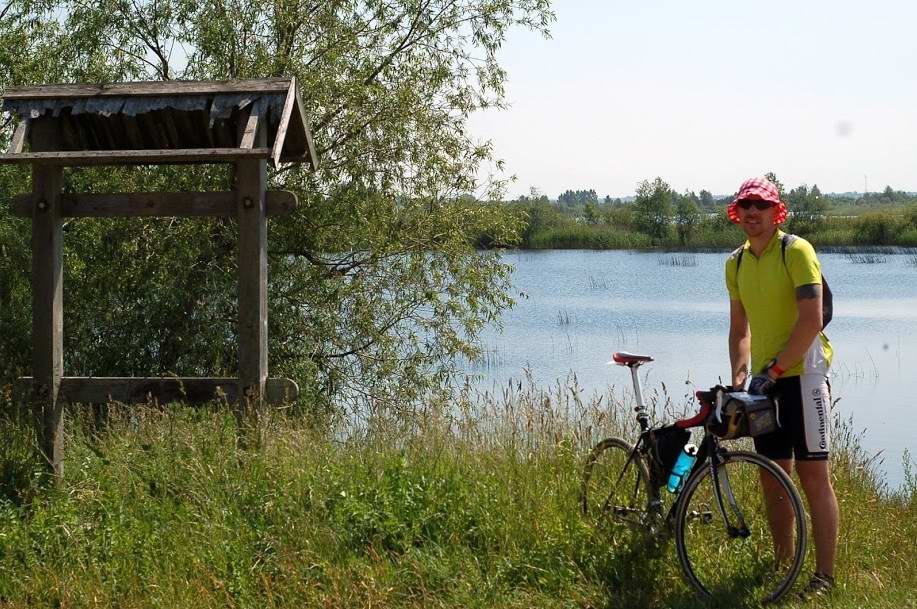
[769,362,785,377]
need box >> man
[724,176,839,598]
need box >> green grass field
[1,380,914,608]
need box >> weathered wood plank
[10,190,297,218]
[271,79,297,168]
[31,148,65,476]
[293,82,319,170]
[59,113,83,150]
[239,99,262,149]
[138,111,167,149]
[160,109,183,149]
[16,377,299,405]
[277,82,319,168]
[236,125,269,420]
[0,147,272,165]
[7,119,29,153]
[122,114,146,149]
[170,108,199,148]
[194,109,216,148]
[2,78,292,100]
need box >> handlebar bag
[708,391,779,439]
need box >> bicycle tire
[674,450,807,605]
[580,437,653,529]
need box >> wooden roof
[0,78,318,169]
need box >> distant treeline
[477,175,917,250]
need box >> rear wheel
[580,437,655,532]
[674,450,806,605]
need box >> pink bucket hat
[727,177,788,224]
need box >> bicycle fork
[710,453,751,539]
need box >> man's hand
[748,359,780,395]
[747,374,776,396]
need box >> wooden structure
[1,78,319,476]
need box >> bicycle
[580,351,807,605]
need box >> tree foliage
[764,171,786,199]
[557,189,597,206]
[632,177,673,242]
[0,0,554,411]
[786,184,828,236]
[674,191,701,245]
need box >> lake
[464,249,917,488]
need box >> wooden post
[30,159,65,476]
[236,122,268,442]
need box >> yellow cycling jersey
[725,230,833,377]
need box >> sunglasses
[736,199,775,211]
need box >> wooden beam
[7,119,29,153]
[16,377,299,405]
[2,78,292,100]
[239,99,262,150]
[271,78,297,168]
[122,115,146,149]
[31,156,65,477]
[295,83,319,170]
[278,82,320,169]
[170,108,199,148]
[0,147,273,166]
[10,190,297,218]
[160,109,183,149]
[236,124,268,425]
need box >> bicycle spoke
[675,451,806,605]
[581,437,654,535]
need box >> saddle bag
[648,424,691,487]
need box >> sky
[468,0,917,199]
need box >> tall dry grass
[0,376,914,608]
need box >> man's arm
[729,299,751,388]
[768,284,823,379]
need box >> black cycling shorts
[753,375,831,461]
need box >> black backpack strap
[730,244,745,291]
[731,244,745,277]
[781,233,833,328]
[780,233,797,264]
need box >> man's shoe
[797,572,835,600]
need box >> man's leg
[795,459,839,577]
[760,458,795,564]
[755,376,801,565]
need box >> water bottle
[667,443,698,494]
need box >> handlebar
[673,389,719,429]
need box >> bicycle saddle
[609,351,654,366]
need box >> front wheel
[674,450,807,605]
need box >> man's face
[736,198,777,238]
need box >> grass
[0,378,915,609]
[518,214,917,251]
[658,254,698,267]
[843,253,888,264]
[527,225,652,249]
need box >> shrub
[854,213,901,245]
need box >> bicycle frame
[595,352,806,604]
[614,358,750,536]
[629,364,651,432]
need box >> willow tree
[0,0,554,413]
